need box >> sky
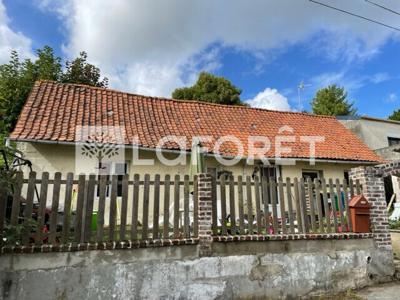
[1,0,400,118]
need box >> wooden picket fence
[0,172,198,246]
[0,171,362,248]
[212,176,361,235]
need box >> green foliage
[62,52,108,88]
[172,72,243,105]
[389,109,400,121]
[0,46,108,167]
[2,219,38,246]
[311,85,357,116]
[389,219,400,229]
[0,168,16,193]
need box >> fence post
[197,173,213,257]
[350,166,392,251]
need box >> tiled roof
[10,81,382,163]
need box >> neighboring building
[338,116,400,161]
[9,81,381,182]
[339,115,400,201]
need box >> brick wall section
[350,166,392,251]
[197,173,213,257]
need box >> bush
[389,219,400,230]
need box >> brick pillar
[197,173,213,257]
[350,166,392,251]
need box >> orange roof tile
[10,81,382,163]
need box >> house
[7,80,384,226]
[338,115,400,202]
[9,81,381,181]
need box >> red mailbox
[349,195,371,233]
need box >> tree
[62,52,108,88]
[0,46,108,166]
[389,109,400,121]
[311,85,357,116]
[172,72,243,105]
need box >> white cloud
[371,72,391,84]
[310,71,392,93]
[246,88,291,111]
[385,93,398,103]
[38,0,400,97]
[0,0,33,63]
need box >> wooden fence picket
[220,175,227,235]
[349,179,355,198]
[293,177,304,233]
[254,176,262,234]
[286,177,295,234]
[131,174,140,240]
[306,178,317,232]
[237,176,245,235]
[109,175,118,241]
[314,178,324,233]
[321,178,331,233]
[36,172,49,245]
[343,179,353,232]
[335,178,345,229]
[261,178,270,231]
[329,179,339,232]
[50,172,62,244]
[74,174,86,242]
[23,172,36,245]
[173,174,180,238]
[163,175,170,238]
[97,175,107,242]
[83,174,96,243]
[153,174,161,239]
[120,174,129,240]
[228,175,236,235]
[142,174,150,240]
[193,175,199,237]
[10,171,23,226]
[299,178,309,233]
[246,176,254,234]
[183,175,190,238]
[278,178,286,234]
[270,179,279,234]
[61,172,74,244]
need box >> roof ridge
[36,80,334,119]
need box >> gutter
[9,138,377,165]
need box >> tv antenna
[297,81,311,111]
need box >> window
[260,165,277,180]
[344,170,350,185]
[217,170,232,180]
[302,170,323,182]
[388,137,400,147]
[96,161,128,197]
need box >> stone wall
[0,238,395,300]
